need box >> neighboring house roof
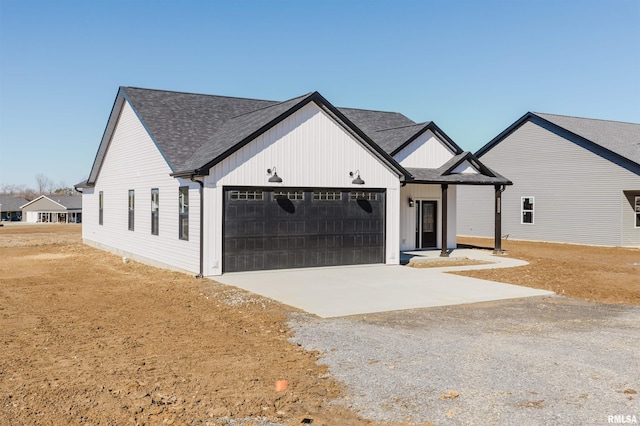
[20,195,82,210]
[87,87,509,186]
[477,112,640,168]
[0,195,29,211]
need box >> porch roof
[406,152,512,185]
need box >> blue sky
[1,0,639,190]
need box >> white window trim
[313,190,342,201]
[229,190,264,200]
[635,196,640,228]
[350,191,378,201]
[273,190,304,200]
[521,196,534,225]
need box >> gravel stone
[288,296,640,425]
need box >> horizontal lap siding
[458,120,640,246]
[622,191,640,246]
[82,101,200,273]
[457,185,494,238]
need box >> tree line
[0,174,78,201]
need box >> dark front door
[223,188,386,272]
[415,200,437,248]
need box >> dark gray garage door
[223,188,385,272]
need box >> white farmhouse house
[77,87,510,276]
[458,112,640,247]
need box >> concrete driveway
[213,249,553,317]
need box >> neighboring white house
[458,112,640,247]
[20,195,83,223]
[77,87,509,276]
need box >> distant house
[77,87,509,276]
[20,195,82,223]
[458,112,640,247]
[0,195,29,221]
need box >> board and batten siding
[457,120,640,247]
[202,102,401,276]
[393,130,456,169]
[399,184,457,250]
[82,101,201,273]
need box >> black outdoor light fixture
[408,197,414,207]
[267,167,283,183]
[350,170,365,185]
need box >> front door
[415,200,437,248]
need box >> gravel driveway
[288,296,640,425]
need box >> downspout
[191,175,205,278]
[494,184,506,255]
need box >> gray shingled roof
[122,87,278,173]
[0,195,29,211]
[371,123,431,153]
[534,112,640,165]
[49,195,83,210]
[182,93,314,172]
[122,88,418,174]
[20,195,83,210]
[338,107,416,135]
[406,152,512,185]
[90,87,507,186]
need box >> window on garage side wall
[521,196,534,224]
[99,191,104,225]
[635,196,640,228]
[151,188,159,235]
[128,190,135,231]
[179,187,188,240]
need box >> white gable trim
[20,195,66,209]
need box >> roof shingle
[533,112,640,165]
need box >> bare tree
[1,183,26,196]
[35,174,53,195]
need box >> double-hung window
[99,191,104,225]
[635,196,640,228]
[179,187,188,240]
[151,188,159,235]
[521,196,534,224]
[128,190,135,231]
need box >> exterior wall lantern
[349,170,365,185]
[408,198,414,207]
[267,167,283,183]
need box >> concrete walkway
[213,249,554,318]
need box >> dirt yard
[1,226,638,425]
[456,236,640,306]
[0,225,374,425]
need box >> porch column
[440,184,449,257]
[494,184,505,254]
